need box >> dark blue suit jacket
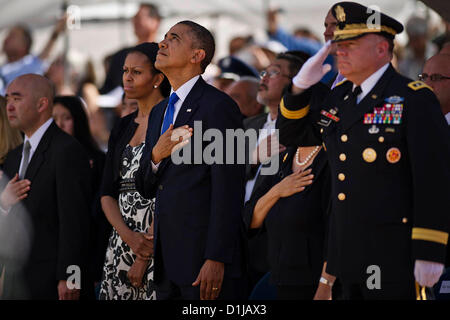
[136,76,246,286]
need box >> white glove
[414,259,444,288]
[292,40,333,89]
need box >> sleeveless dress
[99,143,156,300]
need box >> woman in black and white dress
[99,42,170,300]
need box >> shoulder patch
[407,80,433,92]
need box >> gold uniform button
[378,136,385,143]
[362,148,377,163]
[402,217,408,224]
[338,193,346,201]
[341,134,348,142]
[320,128,324,134]
[338,173,345,181]
[158,185,163,190]
[339,153,346,161]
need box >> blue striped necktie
[161,92,179,135]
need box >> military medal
[368,125,379,134]
[386,147,401,163]
[362,148,377,163]
[320,110,340,122]
[385,127,395,133]
[364,96,404,125]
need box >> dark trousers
[341,280,416,300]
[276,284,316,300]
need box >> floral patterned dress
[99,143,156,300]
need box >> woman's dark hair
[53,95,100,155]
[127,42,171,97]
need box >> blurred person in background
[0,96,22,166]
[0,16,67,95]
[45,53,111,151]
[398,16,438,80]
[119,93,139,118]
[99,42,170,300]
[293,27,321,42]
[225,76,264,118]
[99,3,162,97]
[229,35,253,56]
[0,96,23,296]
[421,53,450,125]
[266,7,338,86]
[52,95,110,298]
[267,9,322,57]
[212,56,259,92]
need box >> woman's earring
[153,85,158,89]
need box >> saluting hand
[292,40,332,92]
[151,124,193,164]
[274,168,313,198]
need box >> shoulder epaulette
[407,80,433,92]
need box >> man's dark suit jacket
[136,77,246,287]
[0,122,92,299]
[242,113,271,287]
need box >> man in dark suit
[0,74,92,299]
[135,21,246,300]
[280,2,450,299]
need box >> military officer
[277,2,450,299]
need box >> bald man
[0,74,92,299]
[225,77,264,118]
[422,53,450,125]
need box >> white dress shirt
[169,75,200,123]
[152,75,201,172]
[18,118,54,179]
[445,112,450,125]
[353,63,390,104]
[1,118,53,216]
[244,113,277,203]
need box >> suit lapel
[24,122,56,182]
[173,76,205,128]
[340,64,396,132]
[149,101,167,150]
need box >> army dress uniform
[278,2,450,299]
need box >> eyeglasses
[260,68,291,79]
[418,73,450,82]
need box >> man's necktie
[161,92,179,135]
[19,140,31,179]
[350,85,362,106]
